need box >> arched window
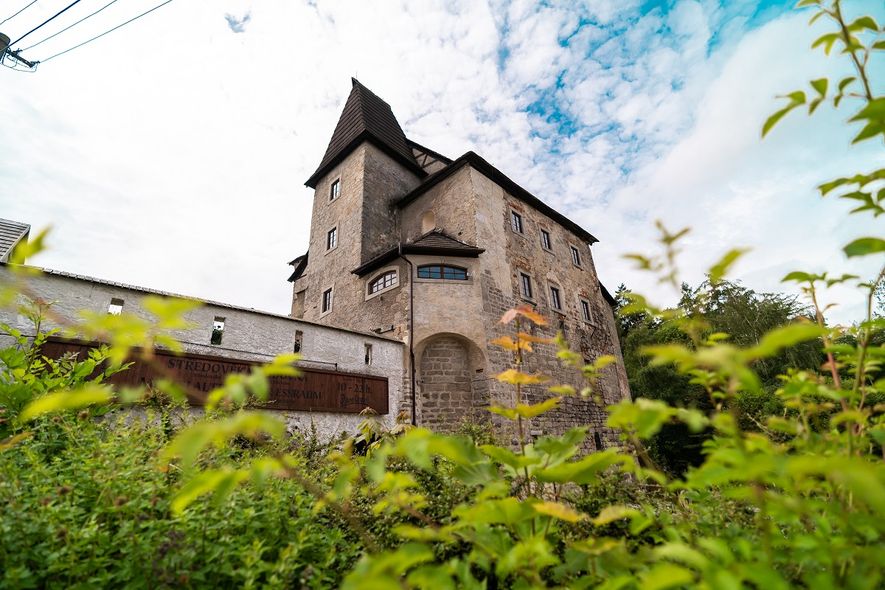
[368,270,398,294]
[417,264,468,280]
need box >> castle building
[289,79,630,444]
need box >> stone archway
[416,333,487,431]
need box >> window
[364,343,373,365]
[510,210,523,234]
[211,317,225,345]
[570,245,582,267]
[519,272,533,300]
[108,298,124,315]
[368,270,398,294]
[326,227,337,250]
[550,285,562,311]
[293,330,303,353]
[322,288,333,313]
[541,229,551,250]
[330,179,340,201]
[594,431,604,450]
[580,298,592,323]
[417,265,468,280]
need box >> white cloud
[0,0,880,326]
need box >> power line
[0,0,38,26]
[9,0,84,46]
[37,0,175,64]
[22,0,120,51]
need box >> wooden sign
[41,339,389,414]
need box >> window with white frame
[510,210,524,234]
[330,179,341,201]
[108,298,124,315]
[368,270,398,294]
[541,229,552,251]
[326,227,337,250]
[211,317,225,345]
[322,288,333,313]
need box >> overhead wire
[9,0,84,46]
[0,0,38,26]
[36,0,175,63]
[22,0,120,51]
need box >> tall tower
[290,79,424,333]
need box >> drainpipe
[399,243,417,426]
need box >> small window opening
[594,431,604,450]
[322,288,333,313]
[519,272,533,300]
[326,227,337,250]
[510,210,524,234]
[550,285,562,311]
[541,229,551,250]
[580,299,592,323]
[211,316,225,345]
[330,179,341,201]
[570,245,582,267]
[364,343,373,365]
[293,330,303,353]
[108,298,124,315]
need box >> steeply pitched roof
[0,218,30,263]
[352,231,484,277]
[305,79,425,188]
[396,151,599,245]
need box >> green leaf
[20,386,113,422]
[743,323,826,359]
[640,563,695,590]
[843,237,885,257]
[811,32,840,54]
[708,248,748,283]
[847,16,878,32]
[592,504,641,526]
[533,501,587,522]
[762,102,800,137]
[810,77,827,97]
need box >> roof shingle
[0,218,30,263]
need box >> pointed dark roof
[287,252,308,282]
[305,79,425,188]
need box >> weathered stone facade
[290,79,631,444]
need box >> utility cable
[36,0,174,63]
[9,0,83,46]
[0,0,38,26]
[22,0,120,51]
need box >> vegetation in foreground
[1,1,884,588]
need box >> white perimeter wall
[0,265,405,439]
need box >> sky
[0,0,882,324]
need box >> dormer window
[330,179,341,201]
[417,264,468,280]
[368,270,398,294]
